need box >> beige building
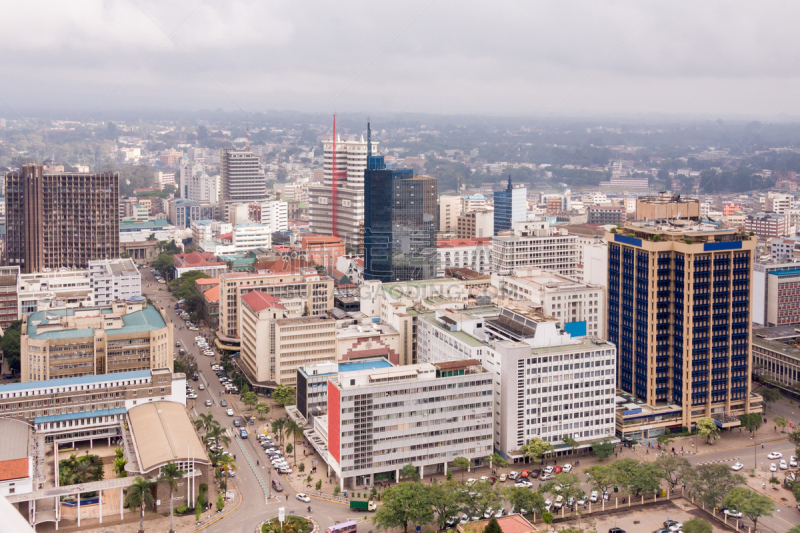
[239,291,336,386]
[217,268,334,340]
[635,193,701,221]
[438,194,462,232]
[457,209,494,239]
[21,302,173,382]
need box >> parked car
[226,408,234,416]
[508,471,519,480]
[780,459,788,470]
[205,400,212,406]
[792,456,799,468]
[498,474,507,482]
[562,464,572,473]
[198,384,205,390]
[540,473,554,481]
[529,469,541,479]
[544,466,554,474]
[723,508,742,518]
[731,462,744,471]
[590,491,599,503]
[770,463,777,472]
[767,452,783,459]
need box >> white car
[792,456,798,468]
[465,478,476,486]
[544,466,554,474]
[508,471,519,480]
[731,462,744,471]
[780,459,788,470]
[544,499,552,512]
[198,384,205,390]
[515,481,532,488]
[296,493,311,503]
[226,408,234,416]
[480,476,489,482]
[668,523,682,532]
[724,509,743,518]
[770,463,777,472]
[189,326,199,331]
[187,393,197,399]
[205,400,212,406]
[767,452,782,459]
[562,464,572,473]
[590,491,598,503]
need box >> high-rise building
[438,194,462,232]
[308,121,377,251]
[606,220,759,432]
[457,209,494,238]
[4,164,119,273]
[493,176,527,234]
[363,154,437,282]
[220,148,265,220]
[491,220,580,277]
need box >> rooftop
[174,252,225,269]
[0,419,30,461]
[0,370,150,395]
[25,305,167,341]
[35,407,127,424]
[128,401,209,473]
[241,291,285,312]
[0,458,29,482]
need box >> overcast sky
[3,0,800,121]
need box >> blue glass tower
[493,175,526,235]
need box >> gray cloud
[2,0,800,120]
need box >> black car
[192,374,199,381]
[663,521,679,529]
[220,400,228,407]
[609,529,627,533]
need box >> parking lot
[555,501,729,533]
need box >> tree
[562,435,578,456]
[195,413,218,433]
[521,437,554,463]
[657,433,675,448]
[789,429,800,458]
[739,413,763,436]
[504,486,545,515]
[787,527,800,533]
[483,517,502,533]
[723,487,774,532]
[774,415,788,432]
[696,417,720,445]
[284,419,304,464]
[541,472,585,506]
[205,425,230,449]
[125,477,154,533]
[298,463,305,473]
[759,387,782,411]
[152,253,175,278]
[0,320,22,374]
[681,518,712,533]
[400,463,420,482]
[159,462,184,533]
[373,482,434,533]
[428,480,464,529]
[273,384,296,407]
[591,438,615,461]
[542,512,554,530]
[654,455,691,490]
[114,456,128,477]
[585,465,616,494]
[241,391,259,409]
[685,464,745,508]
[272,418,286,446]
[465,480,502,518]
[488,452,508,473]
[256,403,270,418]
[452,457,471,482]
[610,459,661,497]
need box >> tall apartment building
[457,210,494,239]
[765,192,794,214]
[0,266,20,331]
[327,359,493,488]
[753,261,800,326]
[4,164,119,273]
[20,302,173,382]
[439,194,462,232]
[220,148,265,220]
[239,291,336,386]
[308,133,377,251]
[18,269,94,315]
[217,269,334,339]
[745,213,789,238]
[88,258,142,306]
[491,220,580,277]
[587,205,626,225]
[364,154,437,282]
[254,200,289,232]
[492,268,606,337]
[494,176,527,234]
[606,220,758,430]
[416,306,616,459]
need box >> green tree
[483,517,502,533]
[428,479,464,529]
[657,433,675,448]
[759,387,782,411]
[521,437,554,463]
[488,452,508,473]
[562,435,578,457]
[216,493,224,511]
[686,464,745,508]
[541,472,585,506]
[0,320,22,374]
[465,480,502,518]
[503,486,545,515]
[654,455,691,490]
[585,464,616,494]
[256,403,270,418]
[739,413,763,436]
[787,526,800,533]
[611,458,661,497]
[113,456,128,477]
[273,384,296,406]
[542,512,554,529]
[195,413,218,433]
[373,482,434,533]
[152,253,175,278]
[241,391,259,409]
[696,417,720,445]
[681,518,712,533]
[298,463,305,473]
[774,415,788,432]
[591,438,615,461]
[789,428,800,459]
[723,487,774,532]
[272,418,286,446]
[125,477,154,533]
[115,447,125,459]
[452,456,471,482]
[159,462,184,533]
[400,463,420,482]
[284,419,304,464]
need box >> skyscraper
[493,175,527,234]
[220,148,264,220]
[307,117,377,252]
[4,164,119,273]
[606,219,759,433]
[364,152,437,282]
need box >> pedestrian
[646,449,649,455]
[286,494,289,501]
[762,443,764,449]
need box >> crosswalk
[696,457,739,465]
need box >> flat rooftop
[0,419,30,461]
[0,370,151,395]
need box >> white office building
[491,220,580,277]
[88,258,142,307]
[256,200,289,232]
[326,359,493,489]
[220,148,265,219]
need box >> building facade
[457,210,494,239]
[439,195,462,233]
[88,258,142,306]
[606,221,758,429]
[436,238,493,277]
[587,205,626,225]
[745,213,789,239]
[220,148,265,219]
[493,177,527,234]
[491,220,580,277]
[4,164,119,273]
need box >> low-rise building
[327,359,493,488]
[587,205,626,225]
[746,212,789,238]
[18,269,94,316]
[88,258,141,306]
[752,327,800,389]
[436,238,492,276]
[173,252,227,279]
[457,209,494,239]
[0,266,20,332]
[753,261,800,326]
[301,235,346,272]
[20,302,173,382]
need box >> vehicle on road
[233,419,241,427]
[664,521,681,532]
[226,408,234,416]
[770,462,777,472]
[272,479,283,492]
[608,529,627,533]
[276,466,293,474]
[239,429,248,438]
[780,459,788,470]
[205,400,212,407]
[220,400,227,407]
[296,493,311,503]
[562,464,572,472]
[187,393,197,399]
[327,521,358,533]
[350,500,376,512]
[792,456,798,467]
[590,491,598,503]
[731,462,743,471]
[767,452,782,459]
[198,384,204,390]
[723,508,742,518]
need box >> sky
[3,0,800,122]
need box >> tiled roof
[437,238,492,248]
[174,252,225,268]
[241,291,286,312]
[0,458,29,482]
[203,285,220,303]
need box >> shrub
[333,486,341,496]
[315,480,322,491]
[174,505,188,515]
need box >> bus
[327,521,357,533]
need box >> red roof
[195,277,220,285]
[203,285,220,303]
[354,258,364,268]
[0,458,29,482]
[437,238,492,248]
[303,235,344,245]
[217,232,233,240]
[241,291,286,312]
[174,252,225,269]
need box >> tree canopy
[723,487,774,531]
[0,320,23,374]
[520,437,553,463]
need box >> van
[272,479,283,492]
[554,496,563,510]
